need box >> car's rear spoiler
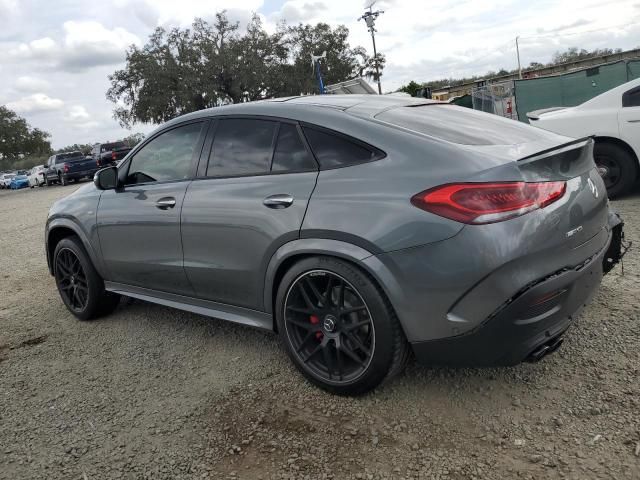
[517,137,593,163]
[526,106,569,121]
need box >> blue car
[9,175,29,190]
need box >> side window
[207,119,276,177]
[622,86,640,107]
[126,122,203,185]
[301,127,381,169]
[271,124,317,172]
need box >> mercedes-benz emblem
[323,316,336,332]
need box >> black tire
[59,174,68,186]
[53,236,120,321]
[594,142,637,199]
[275,256,409,395]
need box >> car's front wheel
[53,236,120,321]
[275,256,409,395]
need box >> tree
[397,80,424,97]
[0,106,52,170]
[119,132,145,147]
[107,12,380,127]
[56,144,93,155]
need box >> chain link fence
[471,80,518,120]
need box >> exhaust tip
[526,336,564,363]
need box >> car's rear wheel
[59,174,68,186]
[53,237,120,321]
[275,256,409,395]
[594,142,637,198]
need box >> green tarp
[515,59,640,122]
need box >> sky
[1,0,639,148]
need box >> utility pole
[516,36,522,79]
[358,4,385,94]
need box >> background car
[44,151,98,186]
[91,141,132,168]
[527,77,640,198]
[9,174,29,190]
[46,95,623,395]
[1,173,16,189]
[28,165,47,187]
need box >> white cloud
[65,105,91,122]
[8,21,141,72]
[6,93,64,113]
[14,76,51,92]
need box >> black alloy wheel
[595,155,621,192]
[55,248,89,312]
[284,270,376,384]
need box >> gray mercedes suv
[46,95,625,394]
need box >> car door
[619,85,640,155]
[96,120,208,295]
[181,118,319,310]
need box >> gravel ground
[0,183,638,480]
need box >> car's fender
[262,238,404,321]
[45,217,107,278]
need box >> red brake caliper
[310,315,323,340]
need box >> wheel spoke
[297,282,315,309]
[337,281,345,309]
[323,276,334,305]
[305,278,324,306]
[286,305,314,315]
[322,344,334,380]
[344,331,371,356]
[340,343,366,367]
[340,305,367,316]
[295,331,316,353]
[344,319,371,331]
[57,262,71,276]
[335,346,344,381]
[286,317,316,331]
[303,343,323,363]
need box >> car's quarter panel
[181,172,318,310]
[96,182,194,295]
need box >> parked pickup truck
[44,151,98,186]
[91,141,132,168]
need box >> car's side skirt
[104,281,273,331]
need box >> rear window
[57,151,83,162]
[102,142,126,152]
[375,105,542,145]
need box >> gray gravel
[1,183,639,480]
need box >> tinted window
[126,122,203,184]
[302,127,379,168]
[271,124,316,172]
[207,119,276,177]
[622,86,640,107]
[376,105,543,145]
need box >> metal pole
[371,27,382,94]
[516,36,522,79]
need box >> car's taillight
[112,151,117,161]
[411,181,566,224]
[63,163,69,172]
[96,159,101,166]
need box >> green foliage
[55,144,93,155]
[0,105,52,171]
[398,46,627,97]
[120,132,145,147]
[107,12,381,127]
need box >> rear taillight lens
[411,181,566,224]
[112,151,117,161]
[63,163,69,172]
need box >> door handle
[627,119,640,123]
[263,194,294,209]
[155,197,176,210]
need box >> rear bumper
[410,217,623,366]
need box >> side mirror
[43,164,48,169]
[94,166,119,190]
